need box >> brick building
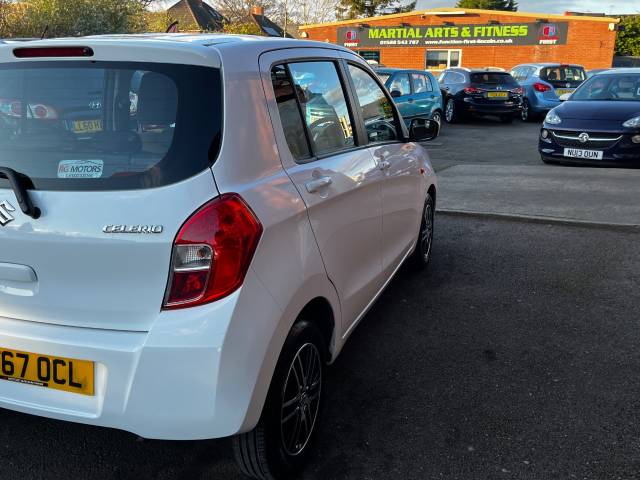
[299,8,620,72]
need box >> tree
[455,0,517,11]
[336,0,416,20]
[2,0,150,38]
[615,16,640,56]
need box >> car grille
[551,130,623,149]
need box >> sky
[415,0,639,14]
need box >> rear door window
[0,61,221,191]
[288,61,355,157]
[411,73,433,93]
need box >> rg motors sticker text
[57,159,104,179]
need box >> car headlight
[545,110,562,125]
[622,116,640,128]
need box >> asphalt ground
[2,120,640,480]
[426,117,542,172]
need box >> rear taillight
[533,82,551,93]
[464,87,483,94]
[163,193,263,310]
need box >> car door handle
[407,98,415,103]
[305,176,332,193]
[378,160,391,171]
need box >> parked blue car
[510,63,587,121]
[539,68,640,166]
[375,68,444,125]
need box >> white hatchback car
[0,35,438,478]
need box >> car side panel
[210,44,342,432]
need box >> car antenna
[166,21,179,33]
[40,25,49,39]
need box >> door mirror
[390,89,402,98]
[409,117,439,142]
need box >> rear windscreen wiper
[0,167,40,219]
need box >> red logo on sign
[345,29,358,42]
[542,25,558,37]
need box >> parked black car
[539,68,640,166]
[438,68,523,123]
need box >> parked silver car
[0,34,438,479]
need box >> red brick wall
[300,12,617,71]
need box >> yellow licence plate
[487,91,509,98]
[556,89,574,96]
[73,119,102,133]
[0,347,94,396]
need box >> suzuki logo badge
[0,200,16,226]
[578,132,590,144]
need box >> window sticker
[57,160,104,179]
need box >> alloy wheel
[280,342,322,457]
[420,202,434,261]
[521,100,529,121]
[445,100,454,122]
[432,111,442,125]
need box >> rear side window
[411,73,433,93]
[0,61,221,191]
[288,61,355,157]
[470,73,518,86]
[271,65,311,162]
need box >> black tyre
[233,321,325,480]
[408,192,435,270]
[444,98,458,124]
[521,99,535,122]
[431,110,443,126]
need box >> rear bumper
[0,269,282,440]
[460,98,522,116]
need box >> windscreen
[470,72,518,87]
[540,66,586,87]
[571,74,640,102]
[0,61,221,191]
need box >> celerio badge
[0,200,15,226]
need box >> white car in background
[0,34,438,479]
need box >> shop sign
[338,22,569,48]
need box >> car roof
[598,68,640,75]
[514,63,585,68]
[375,67,430,74]
[0,33,351,55]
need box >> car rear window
[0,61,221,191]
[470,72,518,86]
[540,66,586,86]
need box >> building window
[425,50,462,71]
[358,50,381,65]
